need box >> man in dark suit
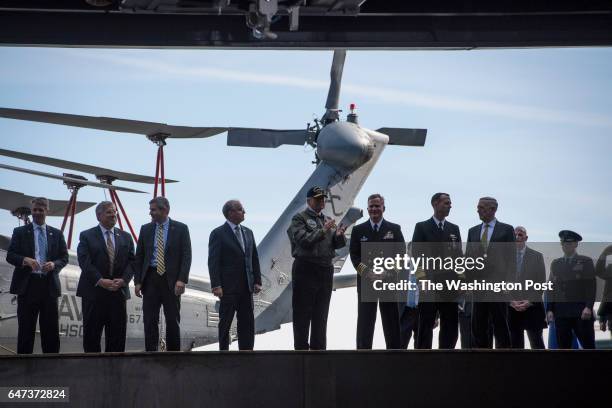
[411,192,462,349]
[77,201,135,352]
[6,197,68,354]
[596,245,612,335]
[465,196,515,348]
[350,193,403,349]
[546,230,596,349]
[508,226,546,349]
[208,199,262,350]
[134,197,191,352]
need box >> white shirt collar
[32,221,46,231]
[482,218,497,229]
[370,218,383,230]
[156,218,170,228]
[432,216,445,227]
[99,224,114,236]
[226,220,241,231]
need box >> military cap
[306,186,327,198]
[559,230,582,242]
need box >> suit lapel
[166,219,174,251]
[113,228,121,256]
[45,227,55,258]
[146,222,155,258]
[489,222,503,242]
[241,227,251,254]
[225,222,245,254]
[430,218,445,240]
[24,223,35,258]
[93,226,110,272]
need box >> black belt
[30,273,48,279]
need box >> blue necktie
[407,274,418,308]
[37,226,47,264]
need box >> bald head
[515,226,528,248]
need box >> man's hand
[112,278,125,290]
[600,320,608,332]
[254,284,262,294]
[323,219,336,231]
[22,257,40,271]
[135,284,142,298]
[213,287,223,298]
[546,311,554,323]
[336,224,347,236]
[581,307,592,321]
[41,261,55,273]
[511,300,532,312]
[99,279,118,291]
[365,270,379,282]
[175,280,186,296]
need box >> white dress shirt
[480,218,497,241]
[32,222,47,274]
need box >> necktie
[235,226,245,251]
[106,230,115,275]
[156,224,166,275]
[481,224,489,248]
[373,224,379,233]
[37,226,47,268]
[438,222,444,231]
[407,274,418,308]
[516,251,523,280]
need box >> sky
[0,46,611,349]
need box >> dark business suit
[547,254,596,349]
[77,226,135,352]
[508,246,547,349]
[350,219,403,349]
[208,222,262,350]
[7,223,68,354]
[465,220,515,348]
[134,219,192,351]
[412,218,462,349]
[596,258,612,327]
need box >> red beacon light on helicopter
[347,103,359,124]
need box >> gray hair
[222,200,241,218]
[30,197,49,209]
[149,196,170,211]
[95,201,115,217]
[367,193,385,204]
[479,196,498,209]
[515,226,527,235]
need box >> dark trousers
[458,301,473,349]
[509,327,545,349]
[82,289,127,353]
[555,317,595,349]
[143,269,181,351]
[416,302,459,349]
[218,290,255,350]
[16,275,59,354]
[292,259,333,350]
[508,307,545,349]
[399,306,419,349]
[356,285,400,349]
[471,302,511,348]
